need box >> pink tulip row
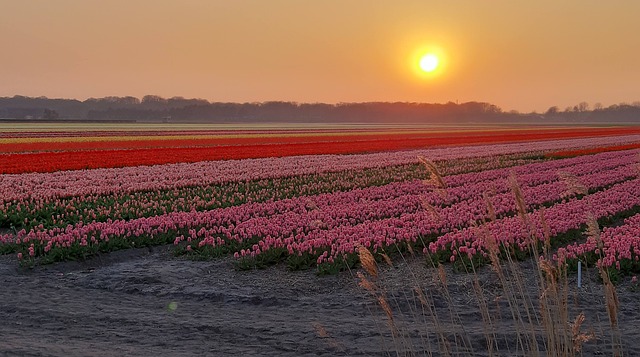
[443,149,638,203]
[3,148,637,269]
[0,152,542,232]
[2,134,638,205]
[5,147,634,246]
[236,160,638,265]
[557,213,640,270]
[188,148,638,234]
[428,177,640,265]
[183,152,637,257]
[237,151,635,242]
[2,145,636,239]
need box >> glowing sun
[419,54,439,73]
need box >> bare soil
[1,246,639,356]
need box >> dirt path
[0,247,379,356]
[1,246,639,356]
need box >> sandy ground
[1,246,639,356]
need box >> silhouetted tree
[43,109,59,120]
[1,95,640,124]
[576,102,589,112]
[545,106,559,115]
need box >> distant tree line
[1,95,639,124]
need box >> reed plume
[358,245,378,278]
[558,171,588,197]
[418,156,448,189]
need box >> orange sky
[1,1,639,112]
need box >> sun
[419,54,439,73]
[408,45,447,80]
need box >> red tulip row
[2,128,640,174]
[3,134,638,206]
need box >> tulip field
[1,125,640,276]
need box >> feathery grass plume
[417,156,448,189]
[585,214,621,354]
[537,254,573,356]
[508,172,528,223]
[557,171,588,198]
[538,258,558,283]
[413,286,429,307]
[571,313,594,352]
[375,294,399,341]
[310,219,326,229]
[406,243,415,256]
[539,207,552,257]
[601,269,621,355]
[358,245,378,278]
[509,172,541,255]
[305,200,319,211]
[420,196,442,220]
[483,191,497,222]
[433,187,449,199]
[357,271,377,294]
[479,225,501,273]
[377,295,394,322]
[437,264,448,287]
[600,264,620,328]
[586,214,603,250]
[380,252,393,267]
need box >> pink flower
[17,252,23,260]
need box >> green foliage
[316,253,359,275]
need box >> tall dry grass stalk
[355,245,403,352]
[417,156,447,190]
[418,156,448,199]
[570,313,594,353]
[420,196,442,221]
[352,158,624,356]
[558,171,589,197]
[358,245,378,278]
[585,214,622,356]
[483,192,497,222]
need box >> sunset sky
[1,1,639,112]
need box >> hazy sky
[1,1,639,112]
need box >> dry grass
[351,157,627,356]
[418,155,448,199]
[558,171,589,197]
[586,214,622,356]
[358,245,378,278]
